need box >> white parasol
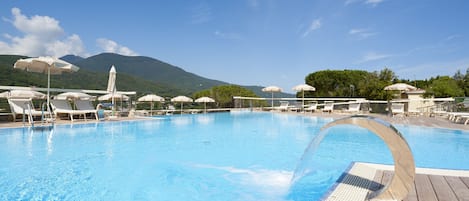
[106,65,117,114]
[138,94,165,115]
[292,84,316,108]
[171,96,193,113]
[0,90,46,99]
[195,96,215,113]
[384,83,417,91]
[14,56,80,112]
[56,92,94,100]
[262,86,282,108]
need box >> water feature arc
[320,115,416,200]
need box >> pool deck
[323,162,469,201]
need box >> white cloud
[191,3,211,24]
[349,28,377,39]
[0,7,87,57]
[96,38,138,56]
[345,0,384,6]
[365,0,384,6]
[359,52,393,63]
[214,30,242,40]
[302,19,322,38]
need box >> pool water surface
[0,112,468,201]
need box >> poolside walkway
[279,111,469,131]
[324,162,469,201]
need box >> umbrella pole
[181,103,183,114]
[47,67,50,113]
[302,91,305,112]
[150,101,153,116]
[204,102,207,113]
[271,92,274,109]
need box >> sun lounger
[288,102,302,112]
[322,101,334,113]
[166,105,176,115]
[274,101,289,111]
[8,98,44,123]
[391,103,405,116]
[75,100,99,120]
[448,112,469,123]
[50,99,87,121]
[304,102,318,112]
[346,102,361,113]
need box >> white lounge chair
[322,101,334,113]
[274,101,289,111]
[50,99,86,121]
[75,100,99,120]
[346,102,361,113]
[166,105,176,115]
[304,102,318,112]
[8,98,44,123]
[391,103,405,116]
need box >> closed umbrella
[138,94,165,115]
[14,57,80,113]
[195,96,215,113]
[106,66,117,114]
[171,96,193,113]
[292,84,316,108]
[262,86,282,108]
[0,90,46,99]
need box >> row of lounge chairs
[272,101,362,113]
[50,99,99,121]
[8,98,99,123]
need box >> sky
[1,0,469,93]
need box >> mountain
[2,54,294,99]
[60,55,84,63]
[67,53,228,94]
[0,55,184,98]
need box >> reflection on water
[196,115,214,124]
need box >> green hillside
[1,54,294,103]
[243,85,295,99]
[70,53,228,94]
[0,55,184,98]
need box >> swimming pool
[0,112,468,200]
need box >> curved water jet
[320,115,415,201]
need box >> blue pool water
[0,112,468,201]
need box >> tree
[193,85,263,108]
[305,70,369,97]
[427,76,464,97]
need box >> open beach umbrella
[98,93,129,101]
[384,83,417,92]
[56,92,94,100]
[14,56,80,112]
[195,96,215,113]
[138,94,165,115]
[262,86,282,108]
[171,95,193,113]
[0,90,46,99]
[292,84,316,108]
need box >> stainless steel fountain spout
[322,115,416,201]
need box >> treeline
[305,68,468,100]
